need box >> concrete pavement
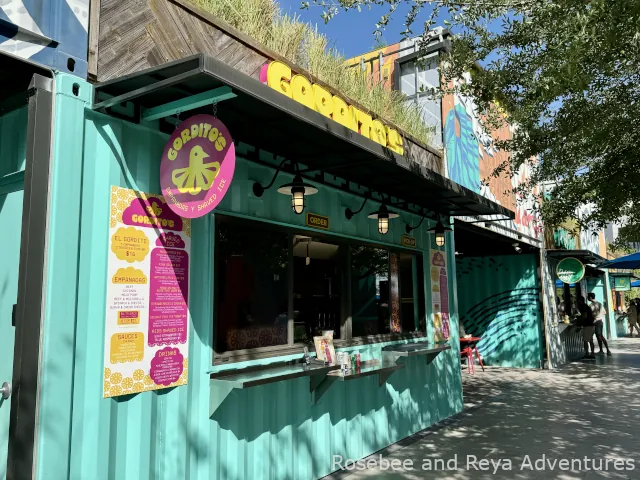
[332,338,640,479]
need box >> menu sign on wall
[431,250,450,342]
[103,186,190,398]
[389,253,401,333]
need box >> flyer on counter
[103,186,191,398]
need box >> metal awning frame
[546,249,608,265]
[92,54,515,222]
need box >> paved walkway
[338,338,640,479]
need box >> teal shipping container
[1,53,515,479]
[456,254,545,368]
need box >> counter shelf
[210,360,339,415]
[557,323,582,334]
[381,342,451,365]
[312,359,405,404]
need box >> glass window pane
[399,253,425,332]
[293,236,343,343]
[215,220,289,353]
[351,245,389,336]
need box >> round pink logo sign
[160,114,235,218]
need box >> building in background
[347,30,619,368]
[0,0,89,77]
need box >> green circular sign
[556,257,585,284]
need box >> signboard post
[613,276,631,292]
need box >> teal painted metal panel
[36,74,462,480]
[456,254,544,368]
[0,106,27,480]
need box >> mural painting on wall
[576,204,601,255]
[456,256,542,367]
[345,44,400,90]
[431,250,450,342]
[442,78,542,239]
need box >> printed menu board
[430,250,450,342]
[389,253,401,333]
[103,186,190,398]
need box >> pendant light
[277,174,317,214]
[428,218,452,246]
[368,203,399,235]
[253,159,318,215]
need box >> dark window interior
[399,253,425,332]
[293,235,343,343]
[215,221,289,353]
[351,245,389,337]
[215,216,428,354]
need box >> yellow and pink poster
[430,250,450,342]
[103,186,190,398]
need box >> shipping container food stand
[4,53,513,480]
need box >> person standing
[577,296,595,360]
[630,300,640,337]
[588,293,612,356]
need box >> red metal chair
[461,346,475,374]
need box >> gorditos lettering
[262,61,404,155]
[167,122,227,161]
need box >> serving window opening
[214,215,427,358]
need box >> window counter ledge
[210,360,339,415]
[312,360,405,403]
[382,342,451,365]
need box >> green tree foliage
[304,0,640,242]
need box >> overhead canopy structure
[92,54,514,221]
[599,252,640,270]
[547,249,607,265]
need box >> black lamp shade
[368,204,398,235]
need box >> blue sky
[277,0,442,58]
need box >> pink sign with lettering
[149,248,189,346]
[150,347,184,386]
[160,114,235,219]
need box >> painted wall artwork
[442,78,543,240]
[456,254,544,368]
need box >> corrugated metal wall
[0,106,28,480]
[456,254,544,368]
[34,75,463,480]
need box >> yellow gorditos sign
[260,61,404,155]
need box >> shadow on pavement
[332,338,640,479]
